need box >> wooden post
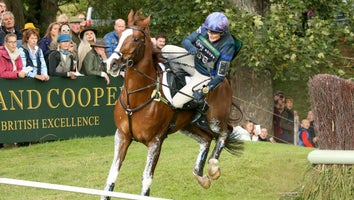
[294,115,299,145]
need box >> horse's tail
[228,100,243,124]
[224,137,244,156]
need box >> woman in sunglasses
[49,23,78,63]
[169,12,241,127]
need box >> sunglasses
[207,29,222,35]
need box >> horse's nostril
[112,63,118,69]
[127,59,134,67]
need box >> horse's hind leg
[193,141,212,189]
[101,129,131,200]
[208,136,226,180]
[180,129,212,189]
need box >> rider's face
[207,30,221,42]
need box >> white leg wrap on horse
[194,142,209,173]
[105,130,121,186]
[141,176,152,195]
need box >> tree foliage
[85,0,224,43]
[16,0,353,80]
[87,0,352,80]
[239,0,354,80]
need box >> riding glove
[193,90,205,101]
[193,86,209,100]
[188,47,198,55]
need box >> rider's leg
[172,71,210,108]
[191,100,209,125]
[172,71,210,127]
[161,45,195,75]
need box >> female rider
[171,12,238,127]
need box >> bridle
[117,24,165,137]
[119,25,147,68]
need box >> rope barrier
[0,178,172,200]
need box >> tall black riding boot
[191,100,209,128]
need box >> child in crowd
[258,127,276,143]
[298,119,314,147]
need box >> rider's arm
[207,43,235,91]
[182,27,202,55]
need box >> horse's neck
[124,48,157,89]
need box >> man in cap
[273,90,284,105]
[80,38,110,84]
[69,16,82,46]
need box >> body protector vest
[195,34,221,70]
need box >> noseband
[120,25,147,68]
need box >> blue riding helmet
[202,12,229,33]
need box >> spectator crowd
[231,90,318,148]
[0,1,167,83]
[0,2,169,148]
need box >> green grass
[0,134,313,200]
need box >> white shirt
[232,126,251,141]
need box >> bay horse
[102,9,243,199]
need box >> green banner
[0,76,123,143]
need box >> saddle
[165,64,189,97]
[161,62,209,130]
[161,62,201,110]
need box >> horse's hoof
[193,173,211,189]
[208,159,221,180]
[208,167,221,180]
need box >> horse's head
[106,9,151,77]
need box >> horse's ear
[143,15,151,26]
[134,8,141,21]
[136,8,143,17]
[128,9,135,25]
[133,8,143,22]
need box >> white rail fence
[0,177,171,200]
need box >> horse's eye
[133,37,139,42]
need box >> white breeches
[172,70,210,108]
[161,45,211,108]
[162,45,195,75]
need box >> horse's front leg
[101,129,131,200]
[141,139,163,196]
